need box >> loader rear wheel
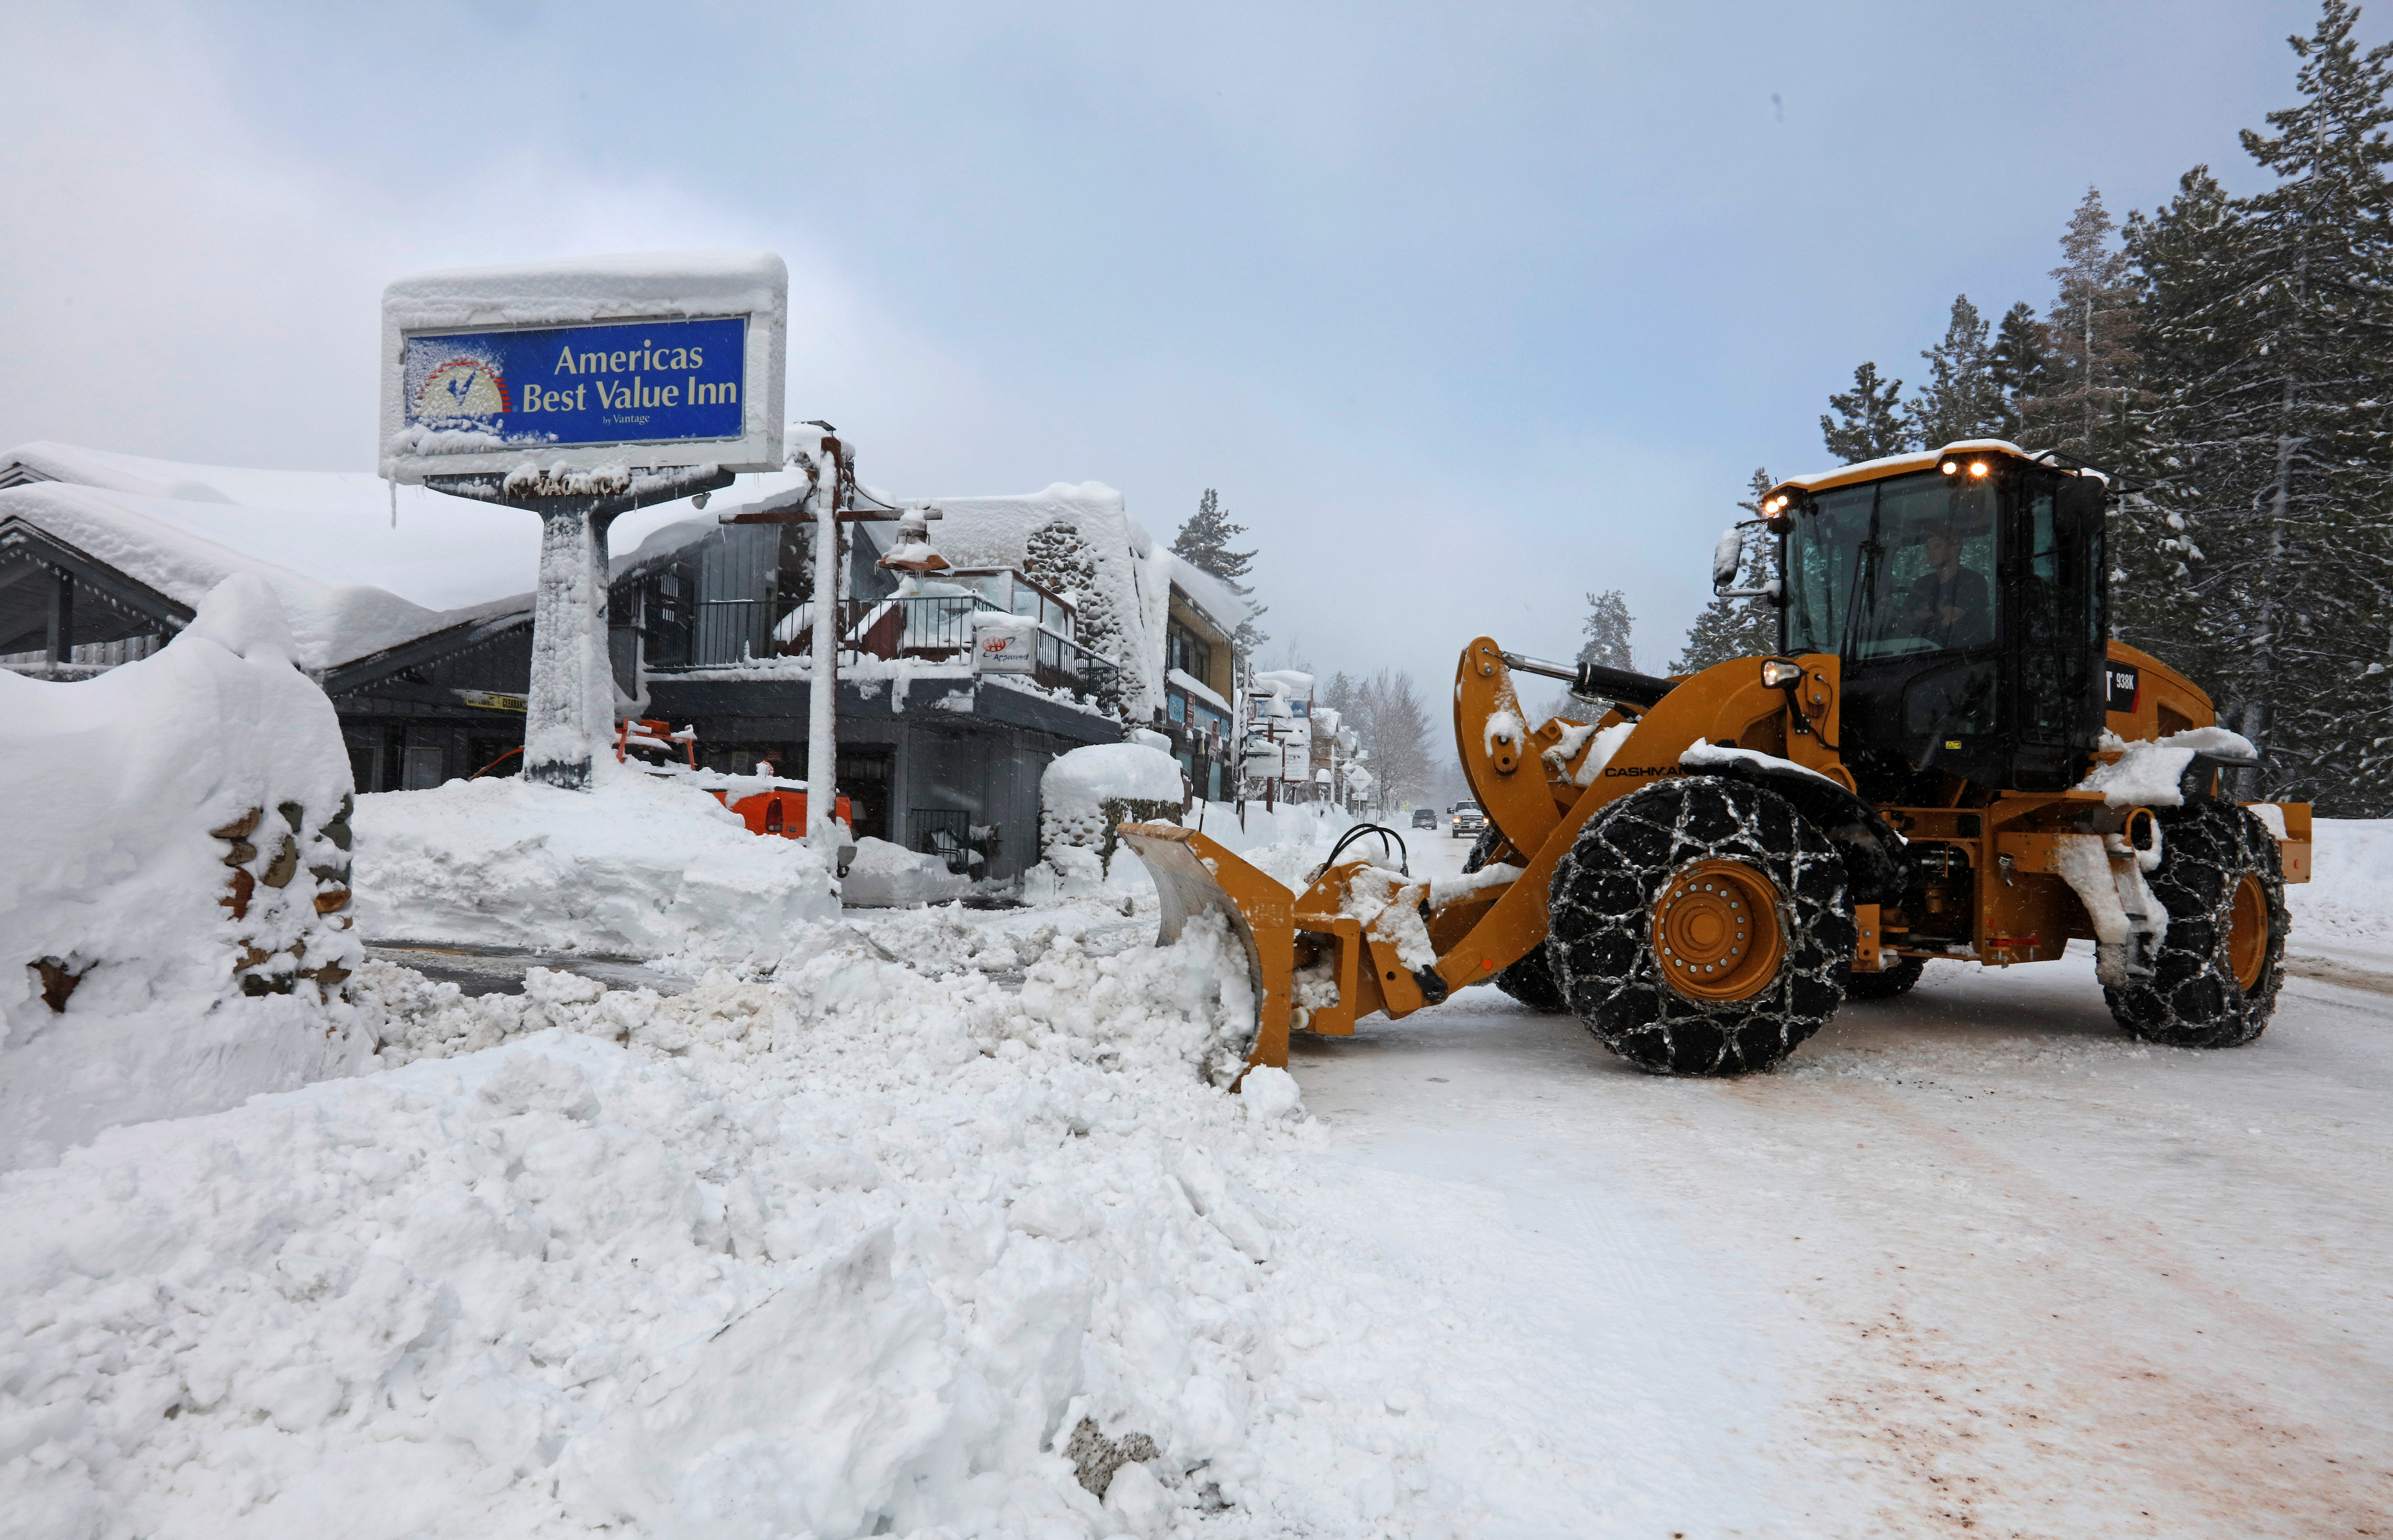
[2103,798,2287,1049]
[1466,827,1566,1012]
[1845,955,1926,1000]
[1549,776,1852,1075]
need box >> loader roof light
[1941,462,1958,475]
[1969,460,1990,477]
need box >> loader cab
[1774,445,2108,803]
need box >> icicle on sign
[378,251,787,484]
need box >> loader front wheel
[1549,776,1852,1075]
[1845,955,1926,1001]
[2103,798,2287,1049]
[1466,827,1566,1012]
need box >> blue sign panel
[400,315,749,450]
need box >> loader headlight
[1760,659,1805,689]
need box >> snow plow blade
[1117,823,1295,1073]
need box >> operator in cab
[1892,519,1992,650]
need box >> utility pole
[806,427,844,855]
[716,423,914,860]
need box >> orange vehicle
[613,718,856,865]
[1129,440,2310,1080]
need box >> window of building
[1166,620,1212,685]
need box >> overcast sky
[0,0,2365,689]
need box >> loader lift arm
[1125,636,1854,1068]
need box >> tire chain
[1550,776,1853,1075]
[2103,797,2288,1049]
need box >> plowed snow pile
[0,916,1455,1540]
[349,770,839,966]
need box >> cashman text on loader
[1123,439,2314,1079]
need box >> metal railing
[751,597,1118,699]
[908,809,986,873]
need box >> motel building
[0,442,1246,887]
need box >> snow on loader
[1123,440,2314,1079]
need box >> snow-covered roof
[1,439,1251,720]
[1164,554,1250,637]
[0,481,508,671]
[0,440,743,612]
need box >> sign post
[380,253,788,790]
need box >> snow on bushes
[1038,742,1185,870]
[0,917,1305,1540]
[0,575,370,1170]
[350,768,839,966]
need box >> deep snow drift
[350,770,839,966]
[0,576,371,1170]
[2284,815,2393,963]
[0,915,1446,1540]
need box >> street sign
[380,252,785,485]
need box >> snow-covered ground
[6,811,2390,1537]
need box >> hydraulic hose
[1499,652,1679,707]
[1322,822,1410,876]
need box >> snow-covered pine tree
[1172,489,1269,654]
[2023,188,2144,465]
[1989,302,2054,443]
[1821,363,1912,464]
[2116,167,2246,690]
[1673,469,1783,673]
[1547,589,1639,718]
[1025,517,1131,719]
[1906,296,2008,449]
[2124,1,2393,811]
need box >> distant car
[1450,801,1484,839]
[1410,807,1437,830]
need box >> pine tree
[1989,301,2054,443]
[2118,167,2246,687]
[1026,517,1130,718]
[1674,469,1783,673]
[2125,1,2393,811]
[1821,362,1912,464]
[1173,488,1268,653]
[1907,295,2008,449]
[2024,188,2144,463]
[1546,589,1640,717]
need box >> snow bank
[350,770,838,966]
[0,576,370,1170]
[841,836,972,908]
[2285,817,2393,963]
[0,913,1292,1539]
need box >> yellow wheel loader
[1125,440,2314,1078]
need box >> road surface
[1274,824,2393,1534]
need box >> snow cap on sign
[380,249,790,332]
